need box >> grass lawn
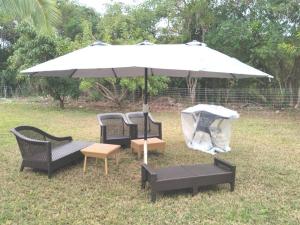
[0,100,299,225]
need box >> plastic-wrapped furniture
[141,158,236,202]
[11,126,92,178]
[97,113,136,148]
[193,111,227,147]
[126,112,162,139]
[181,104,239,154]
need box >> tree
[8,24,80,108]
[80,76,169,107]
[179,0,214,42]
[1,0,300,109]
[0,0,60,33]
[75,2,170,107]
[56,1,99,40]
[42,77,80,108]
[171,0,215,102]
[0,15,19,89]
[201,0,300,106]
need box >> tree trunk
[95,81,127,108]
[294,86,300,109]
[4,85,7,98]
[186,76,198,104]
[201,27,207,43]
[292,56,300,108]
[288,80,294,107]
[59,97,64,109]
[225,88,229,105]
[204,80,208,103]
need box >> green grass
[0,100,299,225]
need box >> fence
[0,85,299,111]
[149,88,298,110]
[0,85,41,98]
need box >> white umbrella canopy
[22,40,272,79]
[21,40,272,164]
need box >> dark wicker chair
[11,126,92,178]
[97,113,136,148]
[126,112,162,139]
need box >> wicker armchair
[97,113,136,148]
[11,126,92,178]
[126,112,162,139]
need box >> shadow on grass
[143,184,228,202]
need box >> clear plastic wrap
[181,104,239,154]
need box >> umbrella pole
[143,68,148,164]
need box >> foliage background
[0,0,299,108]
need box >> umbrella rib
[69,69,77,78]
[230,73,237,79]
[111,68,118,78]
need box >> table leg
[115,152,119,165]
[96,158,100,175]
[104,157,108,175]
[83,156,87,173]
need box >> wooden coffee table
[81,143,121,175]
[131,138,165,159]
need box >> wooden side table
[81,143,121,175]
[131,138,165,159]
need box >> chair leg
[141,182,146,189]
[141,167,146,189]
[230,182,235,191]
[20,162,24,172]
[141,177,146,189]
[151,190,157,203]
[48,166,52,179]
[192,186,198,196]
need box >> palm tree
[0,0,60,32]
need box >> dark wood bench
[141,158,236,202]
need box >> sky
[76,0,144,13]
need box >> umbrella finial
[137,40,154,45]
[91,41,110,46]
[186,40,207,47]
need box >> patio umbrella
[21,40,272,164]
